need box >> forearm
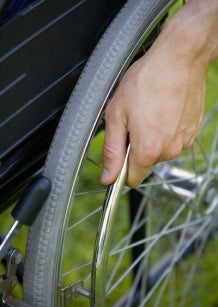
[184,0,218,60]
[158,0,218,68]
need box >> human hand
[101,0,218,187]
[101,48,205,187]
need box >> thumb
[101,114,127,185]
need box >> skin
[101,0,218,187]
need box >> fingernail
[101,168,110,184]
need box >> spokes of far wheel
[121,168,218,307]
[92,169,218,306]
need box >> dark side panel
[0,0,126,159]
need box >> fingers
[126,137,161,187]
[101,115,195,187]
[101,105,127,185]
[127,152,151,187]
[127,135,184,187]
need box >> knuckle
[164,142,183,161]
[183,140,193,150]
[165,148,181,161]
[184,134,199,149]
[134,142,162,167]
[103,143,118,161]
[105,104,122,126]
[105,102,113,116]
[106,97,121,116]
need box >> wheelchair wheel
[23,0,218,306]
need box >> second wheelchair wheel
[23,0,218,306]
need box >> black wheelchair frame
[0,0,126,209]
